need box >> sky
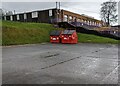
[1,0,120,25]
[118,1,120,25]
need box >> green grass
[78,33,118,44]
[2,21,118,46]
[2,21,62,45]
[0,20,2,46]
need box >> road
[2,43,119,84]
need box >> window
[17,15,20,20]
[81,19,83,22]
[69,16,72,22]
[114,31,116,34]
[32,12,38,18]
[77,19,80,22]
[73,17,76,21]
[4,16,6,20]
[84,20,86,23]
[87,21,90,25]
[99,23,101,27]
[69,16,72,20]
[94,22,96,26]
[10,16,13,21]
[92,22,95,25]
[89,21,91,25]
[49,10,52,17]
[24,14,27,19]
[63,15,68,22]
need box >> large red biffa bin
[50,30,62,43]
[61,30,78,44]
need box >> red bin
[50,30,62,43]
[61,30,78,44]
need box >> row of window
[4,10,53,21]
[4,13,27,21]
[63,15,102,26]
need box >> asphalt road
[2,43,119,84]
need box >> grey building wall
[6,16,10,20]
[19,14,25,22]
[37,9,57,23]
[26,12,32,22]
[13,15,17,21]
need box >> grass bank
[78,33,118,44]
[2,21,62,45]
[2,21,118,46]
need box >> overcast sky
[1,0,120,24]
[118,1,120,25]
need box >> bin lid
[50,30,61,36]
[62,30,76,35]
[68,30,76,35]
[62,30,69,35]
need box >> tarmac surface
[2,43,119,84]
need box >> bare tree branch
[100,0,118,26]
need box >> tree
[100,0,117,26]
[0,9,5,16]
[0,9,5,20]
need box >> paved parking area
[2,43,119,84]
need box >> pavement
[2,43,119,84]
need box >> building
[2,8,104,27]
